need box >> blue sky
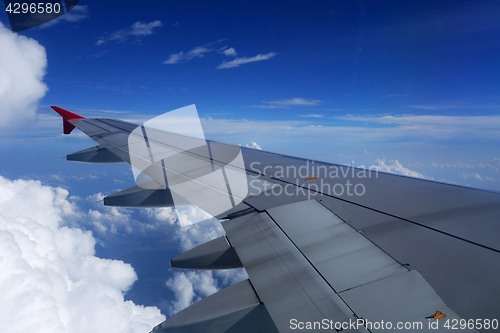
[1,0,499,173]
[1,1,500,331]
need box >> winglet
[51,106,85,134]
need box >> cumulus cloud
[245,142,262,150]
[251,97,322,109]
[217,52,276,69]
[165,271,218,315]
[370,159,432,179]
[0,22,48,127]
[86,192,132,234]
[0,174,245,325]
[174,210,224,252]
[96,20,162,45]
[84,192,187,236]
[41,5,89,28]
[0,175,165,333]
[83,193,220,236]
[164,267,249,316]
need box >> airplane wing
[53,106,500,333]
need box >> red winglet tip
[51,106,84,134]
[51,106,85,120]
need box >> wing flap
[222,211,361,332]
[340,270,478,332]
[266,200,408,293]
[222,199,478,333]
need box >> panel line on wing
[245,170,500,254]
[140,125,155,163]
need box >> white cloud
[146,207,177,224]
[176,206,215,228]
[0,175,165,333]
[96,20,162,45]
[214,268,249,287]
[0,22,48,127]
[299,114,325,118]
[41,5,89,28]
[431,159,500,174]
[378,94,407,98]
[130,21,163,36]
[163,43,272,68]
[370,159,432,179]
[251,97,322,109]
[222,47,237,56]
[165,271,218,316]
[164,267,248,316]
[461,172,495,182]
[84,193,182,235]
[217,52,276,69]
[163,40,233,65]
[333,114,500,141]
[175,211,223,252]
[431,161,474,169]
[245,142,262,150]
[163,46,211,64]
[408,104,500,110]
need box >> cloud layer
[0,22,48,127]
[0,175,165,332]
[370,159,432,179]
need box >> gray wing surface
[55,109,499,333]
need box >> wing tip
[51,106,84,135]
[51,106,85,120]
